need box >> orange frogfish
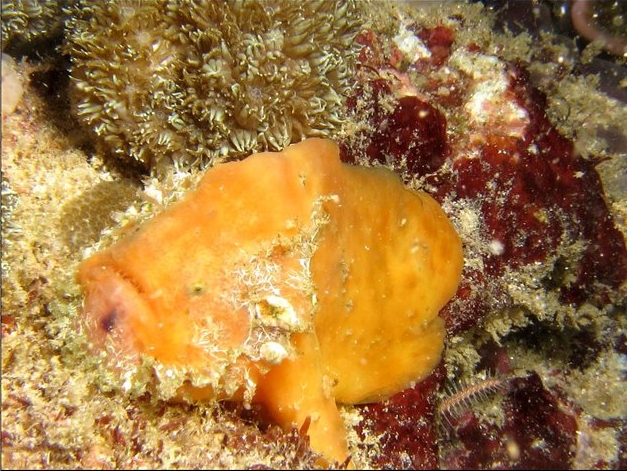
[77,138,463,465]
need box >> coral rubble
[64,0,362,174]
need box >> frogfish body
[78,138,463,465]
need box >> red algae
[415,26,456,67]
[345,25,627,334]
[340,12,626,469]
[440,372,578,469]
[355,363,446,469]
[340,79,449,177]
[440,64,627,309]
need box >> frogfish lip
[77,259,149,360]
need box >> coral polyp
[65,0,361,173]
[1,0,67,53]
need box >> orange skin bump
[77,138,463,465]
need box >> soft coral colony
[58,0,627,469]
[65,0,361,174]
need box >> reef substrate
[2,1,626,469]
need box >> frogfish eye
[99,308,118,333]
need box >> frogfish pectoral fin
[254,331,351,467]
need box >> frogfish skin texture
[77,138,463,465]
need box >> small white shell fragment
[259,341,289,364]
[260,295,304,331]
